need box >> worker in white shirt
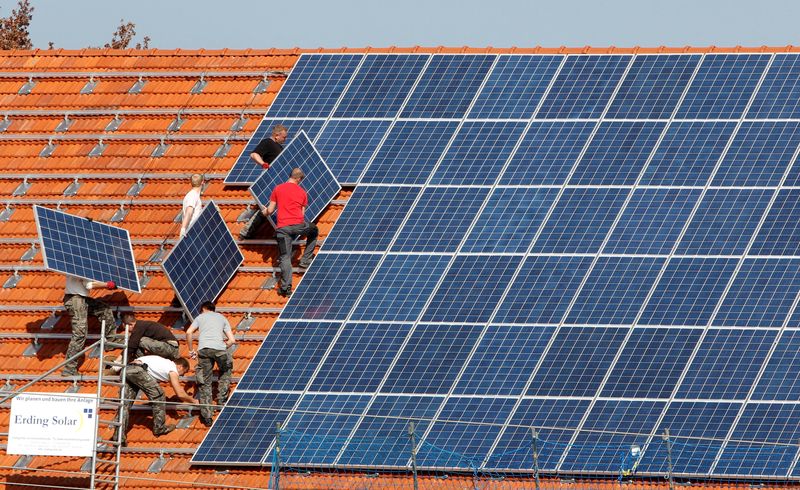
[62,275,117,377]
[179,173,204,238]
[114,355,197,445]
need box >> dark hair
[200,301,216,312]
[122,312,136,324]
[175,357,190,372]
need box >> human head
[200,301,216,313]
[174,357,190,375]
[190,173,204,188]
[121,312,136,330]
[272,124,288,144]
[290,167,305,182]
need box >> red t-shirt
[270,182,308,228]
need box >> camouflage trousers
[196,348,233,422]
[63,294,116,373]
[115,364,167,443]
[135,337,180,361]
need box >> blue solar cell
[714,259,800,327]
[537,55,631,118]
[192,392,299,464]
[715,403,800,477]
[637,402,741,475]
[499,121,595,185]
[487,399,590,470]
[334,54,429,118]
[223,118,326,185]
[250,131,341,225]
[401,54,495,118]
[430,121,527,185]
[310,322,412,392]
[676,188,771,255]
[360,120,459,185]
[640,258,738,326]
[641,121,736,186]
[454,325,555,395]
[314,120,392,184]
[418,397,516,468]
[468,55,563,119]
[605,188,702,255]
[753,331,800,400]
[324,186,421,252]
[381,324,483,394]
[676,54,769,119]
[236,321,341,391]
[267,54,363,118]
[462,187,559,253]
[567,257,665,325]
[281,253,381,320]
[338,395,441,466]
[527,327,628,397]
[747,54,800,118]
[602,328,703,398]
[495,255,593,324]
[161,201,243,319]
[350,254,451,322]
[35,205,140,293]
[561,400,666,473]
[392,187,490,253]
[712,122,800,186]
[532,187,628,254]
[421,255,522,323]
[677,329,777,399]
[281,394,370,465]
[751,189,800,256]
[569,121,665,185]
[606,54,700,119]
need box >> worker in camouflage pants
[62,275,117,376]
[114,356,195,445]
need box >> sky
[5,0,800,49]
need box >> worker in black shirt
[107,313,180,373]
[240,124,288,239]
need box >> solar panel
[197,51,800,480]
[161,201,244,320]
[223,118,326,185]
[34,205,140,292]
[250,131,341,226]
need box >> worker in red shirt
[264,167,318,297]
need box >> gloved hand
[106,281,117,290]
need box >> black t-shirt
[127,320,177,359]
[252,138,283,168]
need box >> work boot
[153,424,177,437]
[298,257,314,269]
[277,287,292,298]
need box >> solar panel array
[200,52,800,479]
[162,201,244,320]
[34,205,140,292]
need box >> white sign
[7,392,98,457]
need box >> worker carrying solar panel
[185,301,237,426]
[239,124,288,239]
[180,173,205,238]
[61,275,118,377]
[264,168,318,297]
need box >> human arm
[126,324,145,360]
[250,152,269,169]
[87,280,115,290]
[180,206,195,237]
[169,371,197,404]
[185,323,198,359]
[223,319,236,348]
[264,200,277,216]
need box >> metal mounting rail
[0,442,197,456]
[0,70,289,79]
[0,133,251,142]
[0,332,266,343]
[0,172,228,180]
[0,372,245,384]
[0,198,346,206]
[1,108,268,117]
[0,237,326,247]
[0,304,283,314]
[0,264,308,275]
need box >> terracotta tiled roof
[0,47,789,489]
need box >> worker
[180,173,204,238]
[265,167,318,297]
[62,275,117,377]
[105,313,180,374]
[239,124,288,240]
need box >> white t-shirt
[182,188,203,228]
[65,276,91,296]
[138,355,177,382]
